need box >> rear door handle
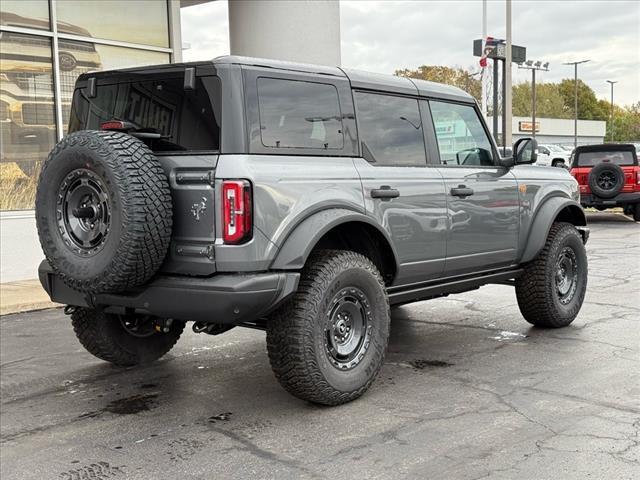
[450,185,474,198]
[371,186,400,199]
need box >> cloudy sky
[181,0,639,105]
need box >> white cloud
[180,0,640,105]
[180,1,229,61]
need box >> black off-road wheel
[266,250,390,406]
[588,162,624,198]
[633,204,640,222]
[35,130,172,293]
[71,308,185,366]
[515,222,588,328]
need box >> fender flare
[270,208,400,271]
[520,196,586,263]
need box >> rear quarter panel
[213,154,364,271]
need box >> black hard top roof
[216,55,475,103]
[574,143,636,153]
[78,55,476,104]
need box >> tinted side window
[354,92,426,167]
[430,101,494,166]
[257,77,344,150]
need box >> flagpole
[481,0,487,118]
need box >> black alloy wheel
[325,287,373,370]
[57,168,111,256]
[595,171,617,191]
[554,246,578,305]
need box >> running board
[387,268,523,306]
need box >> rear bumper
[580,192,640,207]
[38,261,299,325]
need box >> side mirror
[513,137,538,165]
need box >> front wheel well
[554,204,586,226]
[311,222,397,285]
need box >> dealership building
[0,0,342,281]
[488,116,606,146]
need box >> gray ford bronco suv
[36,56,589,405]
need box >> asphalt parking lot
[1,212,638,480]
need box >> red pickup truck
[570,144,640,221]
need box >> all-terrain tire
[71,308,184,366]
[266,250,390,406]
[515,222,588,328]
[35,130,172,293]
[633,204,640,222]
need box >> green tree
[395,65,482,103]
[609,102,640,142]
[512,82,570,119]
[558,79,608,120]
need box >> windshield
[69,75,221,152]
[577,150,635,166]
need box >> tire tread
[266,250,389,405]
[36,131,172,293]
[515,222,587,328]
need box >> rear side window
[257,77,344,150]
[69,76,221,152]
[354,91,426,167]
[577,150,635,167]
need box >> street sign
[473,39,526,64]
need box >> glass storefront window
[0,2,172,211]
[56,0,169,48]
[59,41,169,133]
[0,0,50,31]
[0,32,56,210]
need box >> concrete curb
[0,280,60,316]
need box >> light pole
[518,60,549,138]
[606,80,618,142]
[504,0,513,152]
[563,59,590,149]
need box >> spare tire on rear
[588,162,624,198]
[36,130,172,293]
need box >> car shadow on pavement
[585,212,636,223]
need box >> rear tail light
[636,168,640,185]
[222,180,252,244]
[100,120,127,131]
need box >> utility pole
[518,61,549,139]
[563,59,590,149]
[606,80,618,142]
[504,0,513,151]
[481,0,487,117]
[493,58,499,143]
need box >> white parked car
[537,144,571,167]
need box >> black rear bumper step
[581,192,640,206]
[39,261,299,325]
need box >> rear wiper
[130,131,164,139]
